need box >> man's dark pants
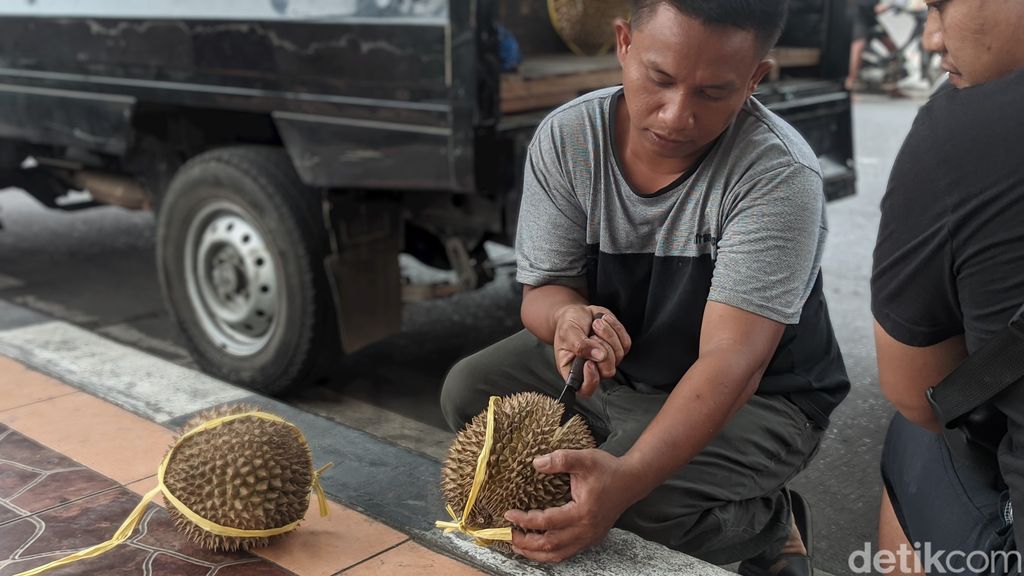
[439,329,823,564]
[881,413,1015,573]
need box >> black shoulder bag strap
[928,304,1024,430]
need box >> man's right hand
[553,305,632,397]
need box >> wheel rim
[184,200,281,356]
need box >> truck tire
[156,146,337,394]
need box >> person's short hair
[630,0,789,56]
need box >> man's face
[615,4,770,162]
[923,0,1024,88]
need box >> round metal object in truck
[156,146,337,394]
[547,0,629,56]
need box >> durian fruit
[162,404,314,551]
[548,0,630,56]
[441,392,596,551]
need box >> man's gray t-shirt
[516,87,849,427]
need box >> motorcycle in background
[857,0,944,93]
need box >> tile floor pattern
[0,423,293,575]
[0,355,485,576]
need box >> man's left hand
[503,448,639,563]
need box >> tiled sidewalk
[0,356,483,576]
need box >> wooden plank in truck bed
[767,47,822,80]
[499,47,822,114]
[501,54,621,114]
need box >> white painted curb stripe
[442,529,736,576]
[0,320,248,423]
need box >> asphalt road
[0,94,925,575]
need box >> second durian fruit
[441,392,597,549]
[162,405,314,552]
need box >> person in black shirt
[871,0,1024,570]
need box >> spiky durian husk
[441,392,596,551]
[550,0,630,55]
[162,404,313,552]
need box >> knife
[556,312,604,424]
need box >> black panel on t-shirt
[587,245,850,428]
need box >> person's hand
[552,305,632,398]
[504,449,639,562]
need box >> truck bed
[500,48,823,114]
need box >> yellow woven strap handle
[16,411,332,576]
[435,396,514,546]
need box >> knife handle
[565,312,605,391]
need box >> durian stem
[313,462,335,517]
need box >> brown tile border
[341,541,486,576]
[255,500,409,576]
[0,357,78,413]
[0,392,176,486]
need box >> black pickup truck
[0,0,854,393]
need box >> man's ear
[748,59,775,96]
[614,18,632,65]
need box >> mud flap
[323,195,403,354]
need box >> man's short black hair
[630,0,789,56]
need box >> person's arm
[871,98,967,432]
[521,284,587,343]
[874,322,967,432]
[505,301,783,562]
[618,301,784,496]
